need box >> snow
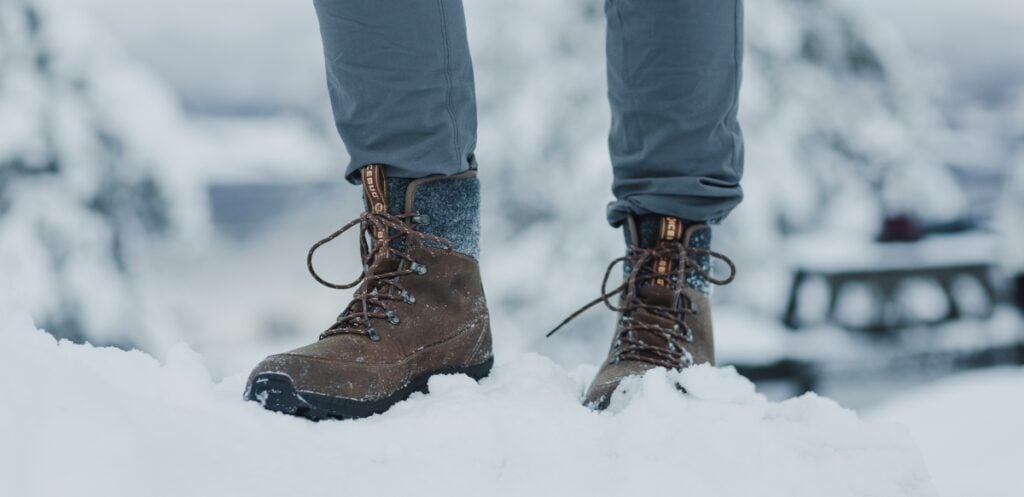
[787,232,998,272]
[0,0,341,350]
[869,368,1024,497]
[0,311,937,497]
[848,0,1024,103]
[0,0,211,348]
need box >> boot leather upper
[246,167,492,403]
[582,218,726,408]
[584,286,714,406]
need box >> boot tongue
[625,215,684,316]
[632,219,686,349]
[637,284,674,306]
[360,164,389,249]
[629,215,715,297]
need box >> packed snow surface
[870,368,1024,497]
[0,312,935,497]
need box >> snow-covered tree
[0,0,208,347]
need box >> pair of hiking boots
[245,165,734,419]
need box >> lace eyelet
[680,350,694,367]
[410,262,427,275]
[400,291,416,304]
[385,310,400,325]
[367,327,381,342]
[411,213,431,225]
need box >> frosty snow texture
[0,312,938,497]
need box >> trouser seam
[731,0,743,177]
[436,0,462,169]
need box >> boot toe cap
[583,381,618,409]
[245,353,407,403]
[583,360,658,409]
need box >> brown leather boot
[245,165,493,420]
[549,215,735,410]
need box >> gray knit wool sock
[377,175,480,260]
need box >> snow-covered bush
[0,0,208,347]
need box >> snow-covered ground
[869,368,1024,497]
[0,311,938,497]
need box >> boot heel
[456,357,494,382]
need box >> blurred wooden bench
[725,233,1018,395]
[782,262,997,333]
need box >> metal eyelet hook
[681,350,694,367]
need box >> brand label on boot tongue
[360,164,389,248]
[654,217,682,286]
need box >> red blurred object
[876,214,925,242]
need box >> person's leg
[313,0,478,182]
[246,1,491,420]
[605,0,744,226]
[553,0,744,409]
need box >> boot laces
[306,210,453,341]
[547,241,736,369]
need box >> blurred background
[1,0,1022,411]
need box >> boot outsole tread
[245,357,494,421]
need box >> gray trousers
[314,0,743,225]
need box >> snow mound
[0,313,935,497]
[870,368,1024,497]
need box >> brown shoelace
[547,242,736,369]
[307,210,453,342]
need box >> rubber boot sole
[245,357,494,421]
